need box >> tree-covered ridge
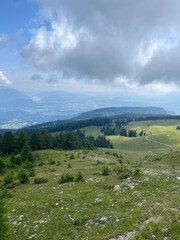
[22,117,111,134]
[21,113,180,136]
[76,106,168,120]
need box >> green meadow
[1,120,180,240]
[84,120,180,158]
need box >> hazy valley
[0,86,179,129]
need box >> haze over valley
[0,85,179,129]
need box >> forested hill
[21,114,180,136]
[20,106,169,134]
[76,107,168,120]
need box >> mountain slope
[0,86,27,102]
[76,107,168,120]
[0,86,41,125]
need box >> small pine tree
[1,131,15,155]
[17,168,29,184]
[75,172,84,182]
[67,163,72,169]
[16,131,26,153]
[69,153,75,159]
[21,142,34,163]
[3,173,14,185]
[10,153,16,167]
[0,158,6,174]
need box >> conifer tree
[16,131,26,153]
[21,142,34,163]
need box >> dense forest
[0,129,113,157]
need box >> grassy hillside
[1,149,179,240]
[1,119,180,239]
[82,120,180,158]
[81,126,103,138]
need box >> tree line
[0,129,113,157]
[23,117,111,135]
[21,113,177,136]
[101,124,137,137]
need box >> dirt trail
[137,127,172,148]
[145,136,171,148]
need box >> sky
[0,0,180,97]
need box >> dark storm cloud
[22,0,180,86]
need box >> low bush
[48,159,55,165]
[133,168,142,177]
[58,173,74,184]
[116,166,132,179]
[102,166,111,176]
[75,172,84,182]
[34,177,48,184]
[74,217,88,226]
[3,173,13,185]
[17,168,29,184]
[69,154,75,159]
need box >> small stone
[18,215,24,221]
[94,198,102,203]
[114,185,121,191]
[99,216,107,223]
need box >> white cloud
[145,82,177,93]
[21,20,83,69]
[136,40,162,67]
[21,0,180,88]
[0,71,12,85]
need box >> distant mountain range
[0,86,89,124]
[0,86,176,128]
